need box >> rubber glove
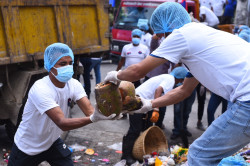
[104,70,121,85]
[129,98,152,114]
[114,113,123,120]
[90,105,116,122]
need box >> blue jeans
[90,58,102,84]
[207,92,228,126]
[172,90,196,135]
[188,100,250,166]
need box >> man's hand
[104,71,121,85]
[129,98,152,114]
[90,105,116,122]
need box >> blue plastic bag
[218,154,250,166]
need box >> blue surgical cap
[131,29,142,38]
[44,43,74,72]
[170,67,188,79]
[150,2,191,34]
[138,23,149,31]
[239,31,250,42]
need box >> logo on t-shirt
[144,39,146,42]
[127,52,131,55]
[138,51,142,54]
[68,98,74,108]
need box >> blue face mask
[132,37,140,45]
[52,65,74,83]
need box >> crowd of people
[7,1,250,166]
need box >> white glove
[90,105,116,122]
[104,70,121,85]
[114,113,123,120]
[129,98,152,114]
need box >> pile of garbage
[114,145,188,166]
[114,143,250,166]
[139,145,188,166]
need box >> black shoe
[121,113,127,119]
[121,135,137,166]
[197,122,206,131]
[185,130,192,137]
[170,133,180,140]
[125,157,136,166]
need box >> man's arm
[117,56,167,82]
[154,86,164,99]
[200,14,206,22]
[76,97,94,117]
[153,86,164,111]
[152,77,199,108]
[46,106,92,131]
[45,97,95,131]
[116,57,125,71]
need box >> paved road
[0,61,223,165]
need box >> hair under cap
[44,43,74,72]
[150,2,191,34]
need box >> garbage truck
[0,0,111,140]
[110,0,199,62]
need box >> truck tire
[5,119,15,142]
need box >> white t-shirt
[121,43,149,69]
[200,6,219,27]
[140,33,152,50]
[211,0,226,16]
[136,74,175,99]
[151,22,250,102]
[14,76,86,155]
[199,0,212,9]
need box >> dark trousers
[127,107,166,139]
[8,138,73,166]
[172,90,196,135]
[196,83,206,121]
[207,92,228,126]
[132,80,141,89]
[78,57,92,99]
[221,16,233,24]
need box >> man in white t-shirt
[121,67,187,165]
[116,28,149,88]
[210,0,226,23]
[104,2,250,166]
[8,43,115,166]
[200,5,220,27]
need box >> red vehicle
[110,0,199,62]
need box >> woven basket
[132,126,168,161]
